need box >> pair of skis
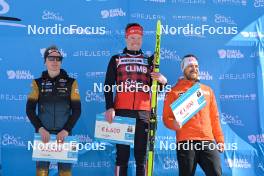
[147,20,161,176]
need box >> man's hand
[151,72,167,85]
[57,129,69,143]
[217,143,224,153]
[38,127,50,143]
[105,108,115,123]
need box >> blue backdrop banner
[0,0,263,175]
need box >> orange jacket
[163,79,224,144]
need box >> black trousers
[115,110,149,176]
[177,140,222,176]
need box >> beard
[185,71,199,82]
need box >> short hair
[43,45,62,62]
[125,23,143,32]
[182,54,198,61]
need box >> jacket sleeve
[162,90,178,131]
[104,56,117,110]
[209,88,225,144]
[63,80,81,132]
[26,80,43,131]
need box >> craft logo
[217,49,244,59]
[7,70,34,80]
[101,8,126,18]
[42,10,64,21]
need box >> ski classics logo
[0,0,9,14]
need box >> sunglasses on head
[46,56,62,62]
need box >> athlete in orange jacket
[163,54,224,176]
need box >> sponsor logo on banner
[248,134,264,143]
[163,157,179,170]
[0,115,30,122]
[220,112,244,126]
[0,93,27,101]
[143,0,166,3]
[219,72,255,80]
[214,14,236,25]
[199,71,213,81]
[73,50,110,57]
[225,158,251,168]
[161,24,238,36]
[101,8,126,18]
[217,49,244,59]
[213,0,247,6]
[219,93,256,101]
[27,24,106,35]
[254,0,264,7]
[2,133,26,147]
[40,48,67,58]
[158,48,181,61]
[159,140,237,151]
[171,0,206,4]
[172,15,207,22]
[6,70,34,80]
[85,90,104,102]
[241,31,264,38]
[74,161,111,168]
[42,10,64,21]
[86,72,106,78]
[130,12,165,20]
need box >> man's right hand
[38,127,50,143]
[105,108,115,123]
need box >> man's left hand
[217,143,224,153]
[57,129,69,143]
[151,72,167,85]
